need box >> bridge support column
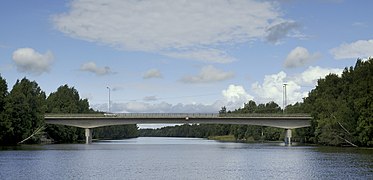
[85,128,92,144]
[284,129,292,145]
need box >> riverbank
[208,135,258,143]
[208,135,236,142]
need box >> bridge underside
[45,115,311,145]
[45,117,310,129]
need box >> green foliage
[46,85,92,113]
[0,74,7,112]
[304,58,373,146]
[1,78,46,144]
[0,74,10,143]
[94,125,139,139]
[45,85,93,143]
[140,101,286,142]
[45,85,139,143]
[0,81,139,144]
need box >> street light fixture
[107,86,111,113]
[283,83,287,113]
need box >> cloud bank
[252,66,343,107]
[53,0,298,63]
[330,39,373,59]
[12,48,53,75]
[92,84,253,113]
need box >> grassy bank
[208,135,236,142]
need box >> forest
[0,58,372,146]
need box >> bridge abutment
[85,128,92,144]
[284,129,292,145]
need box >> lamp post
[283,83,287,114]
[107,86,111,113]
[283,83,291,145]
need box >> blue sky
[1,0,372,114]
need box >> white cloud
[143,69,162,79]
[12,48,53,75]
[252,67,343,107]
[164,49,235,64]
[297,66,343,85]
[330,39,373,59]
[284,46,321,68]
[80,62,113,75]
[181,65,234,83]
[252,71,291,106]
[53,0,297,63]
[222,84,253,110]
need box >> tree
[0,74,7,112]
[2,78,46,144]
[45,85,92,143]
[219,106,227,114]
[0,74,11,143]
[46,85,92,114]
[304,58,373,146]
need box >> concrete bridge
[44,113,312,144]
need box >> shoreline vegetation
[208,135,237,142]
[0,58,372,147]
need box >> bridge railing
[218,113,311,117]
[45,113,311,118]
[45,113,219,118]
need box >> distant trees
[140,101,285,141]
[94,125,139,139]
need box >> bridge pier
[85,128,92,144]
[284,129,292,145]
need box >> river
[0,137,372,180]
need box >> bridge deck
[45,113,310,118]
[44,113,312,129]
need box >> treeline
[141,58,373,147]
[140,101,289,142]
[0,77,138,145]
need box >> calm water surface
[0,137,372,180]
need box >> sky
[1,0,372,115]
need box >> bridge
[44,113,312,145]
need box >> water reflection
[0,137,372,180]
